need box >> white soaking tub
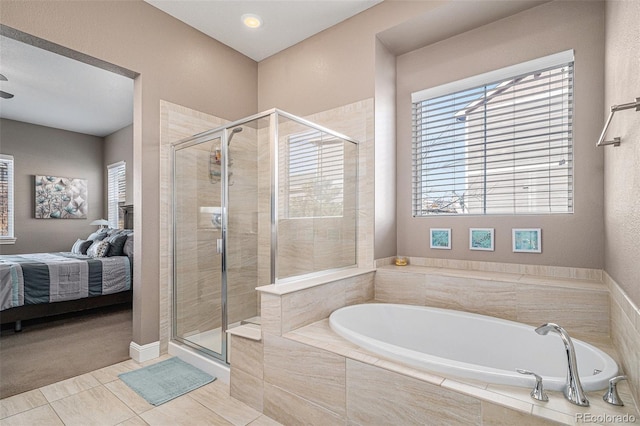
[329,303,618,391]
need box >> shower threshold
[168,341,230,383]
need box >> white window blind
[285,130,344,218]
[0,154,15,242]
[107,161,126,228]
[412,56,574,216]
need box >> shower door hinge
[216,238,223,254]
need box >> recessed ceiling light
[242,14,262,29]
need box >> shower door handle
[216,238,223,254]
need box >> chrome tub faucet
[535,323,590,407]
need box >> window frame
[107,161,126,229]
[411,50,574,217]
[0,154,15,244]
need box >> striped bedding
[0,252,131,311]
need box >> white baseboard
[129,340,160,363]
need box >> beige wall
[256,2,437,116]
[0,119,104,254]
[1,0,258,345]
[396,1,605,269]
[604,0,640,307]
[104,124,133,206]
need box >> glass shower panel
[173,133,224,358]
[225,117,270,329]
[277,115,358,280]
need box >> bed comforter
[0,252,131,312]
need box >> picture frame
[469,228,494,251]
[35,175,88,219]
[512,228,542,253]
[430,228,451,250]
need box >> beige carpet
[0,304,132,399]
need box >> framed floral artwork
[35,175,88,219]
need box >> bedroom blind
[0,154,14,241]
[285,130,344,218]
[107,161,126,229]
[412,56,574,216]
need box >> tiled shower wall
[276,118,359,279]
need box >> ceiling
[0,35,134,137]
[143,0,383,62]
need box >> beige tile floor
[0,355,281,426]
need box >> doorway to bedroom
[0,25,137,398]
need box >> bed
[0,228,133,330]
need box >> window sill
[0,238,17,245]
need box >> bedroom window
[0,154,15,244]
[284,130,344,218]
[411,50,574,216]
[107,161,126,229]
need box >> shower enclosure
[171,109,358,363]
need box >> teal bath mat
[119,357,215,406]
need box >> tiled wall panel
[346,359,482,425]
[263,334,346,416]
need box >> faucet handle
[517,369,549,402]
[603,375,627,406]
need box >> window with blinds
[107,161,126,228]
[412,53,574,216]
[0,154,14,241]
[285,130,344,218]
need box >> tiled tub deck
[285,318,638,425]
[229,263,640,425]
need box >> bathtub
[329,303,618,391]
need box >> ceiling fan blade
[0,90,14,99]
[0,74,7,81]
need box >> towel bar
[597,97,640,147]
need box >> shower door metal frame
[170,129,229,363]
[170,108,360,364]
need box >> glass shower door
[173,131,226,360]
